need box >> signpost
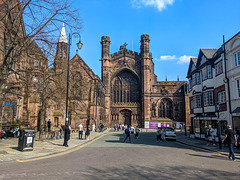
[216,103,222,150]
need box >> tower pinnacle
[58,22,68,43]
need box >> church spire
[58,22,68,43]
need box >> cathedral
[37,23,190,129]
[100,34,190,128]
[1,20,190,130]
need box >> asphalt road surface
[0,131,239,180]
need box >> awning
[232,107,240,117]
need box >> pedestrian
[130,125,134,135]
[63,124,71,147]
[156,127,161,142]
[135,126,140,139]
[117,124,120,131]
[92,124,96,132]
[123,125,131,143]
[78,123,83,139]
[0,128,9,140]
[47,119,51,132]
[161,128,166,141]
[222,125,238,161]
[85,126,90,140]
[210,125,217,146]
[204,126,210,146]
[122,124,124,130]
[114,124,116,131]
[100,123,104,132]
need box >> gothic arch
[157,98,173,119]
[110,67,140,82]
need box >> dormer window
[34,59,39,66]
[202,65,212,81]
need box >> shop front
[232,107,240,132]
[193,115,227,141]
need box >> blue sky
[66,0,240,81]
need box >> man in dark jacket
[222,125,237,161]
[123,125,131,143]
[63,124,71,147]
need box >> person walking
[135,126,140,139]
[63,124,71,147]
[114,124,116,131]
[123,125,131,143]
[222,125,238,161]
[156,127,161,142]
[161,128,166,142]
[130,125,134,135]
[47,119,51,132]
[92,124,96,132]
[85,126,90,140]
[210,125,217,146]
[205,126,210,146]
[78,123,83,139]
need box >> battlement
[110,49,139,59]
[101,36,110,42]
[155,81,187,86]
[141,34,150,41]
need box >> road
[0,131,239,179]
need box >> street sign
[216,104,220,111]
[4,102,14,107]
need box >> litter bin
[18,129,35,151]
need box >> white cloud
[131,0,175,12]
[155,55,192,64]
[177,55,192,64]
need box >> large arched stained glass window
[111,71,140,104]
[158,99,173,119]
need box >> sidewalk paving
[0,130,108,163]
[176,131,240,159]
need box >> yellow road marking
[16,133,107,163]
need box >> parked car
[165,128,176,140]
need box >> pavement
[0,129,239,163]
[176,130,240,160]
[0,129,109,163]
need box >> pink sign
[149,122,158,129]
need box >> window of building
[218,91,226,104]
[111,71,140,104]
[203,91,214,106]
[237,79,240,98]
[215,60,223,76]
[235,51,240,67]
[202,65,212,81]
[33,75,38,91]
[193,95,201,108]
[190,100,194,110]
[34,59,39,66]
[158,99,172,119]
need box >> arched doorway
[120,109,131,126]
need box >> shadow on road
[79,164,239,180]
[105,132,212,153]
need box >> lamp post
[64,32,83,145]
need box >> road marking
[16,133,107,163]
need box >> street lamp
[64,32,82,146]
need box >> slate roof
[200,49,218,59]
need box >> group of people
[156,127,166,142]
[123,125,140,143]
[204,125,218,146]
[114,124,127,131]
[78,123,91,140]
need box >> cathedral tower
[55,22,68,72]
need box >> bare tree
[0,0,82,128]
